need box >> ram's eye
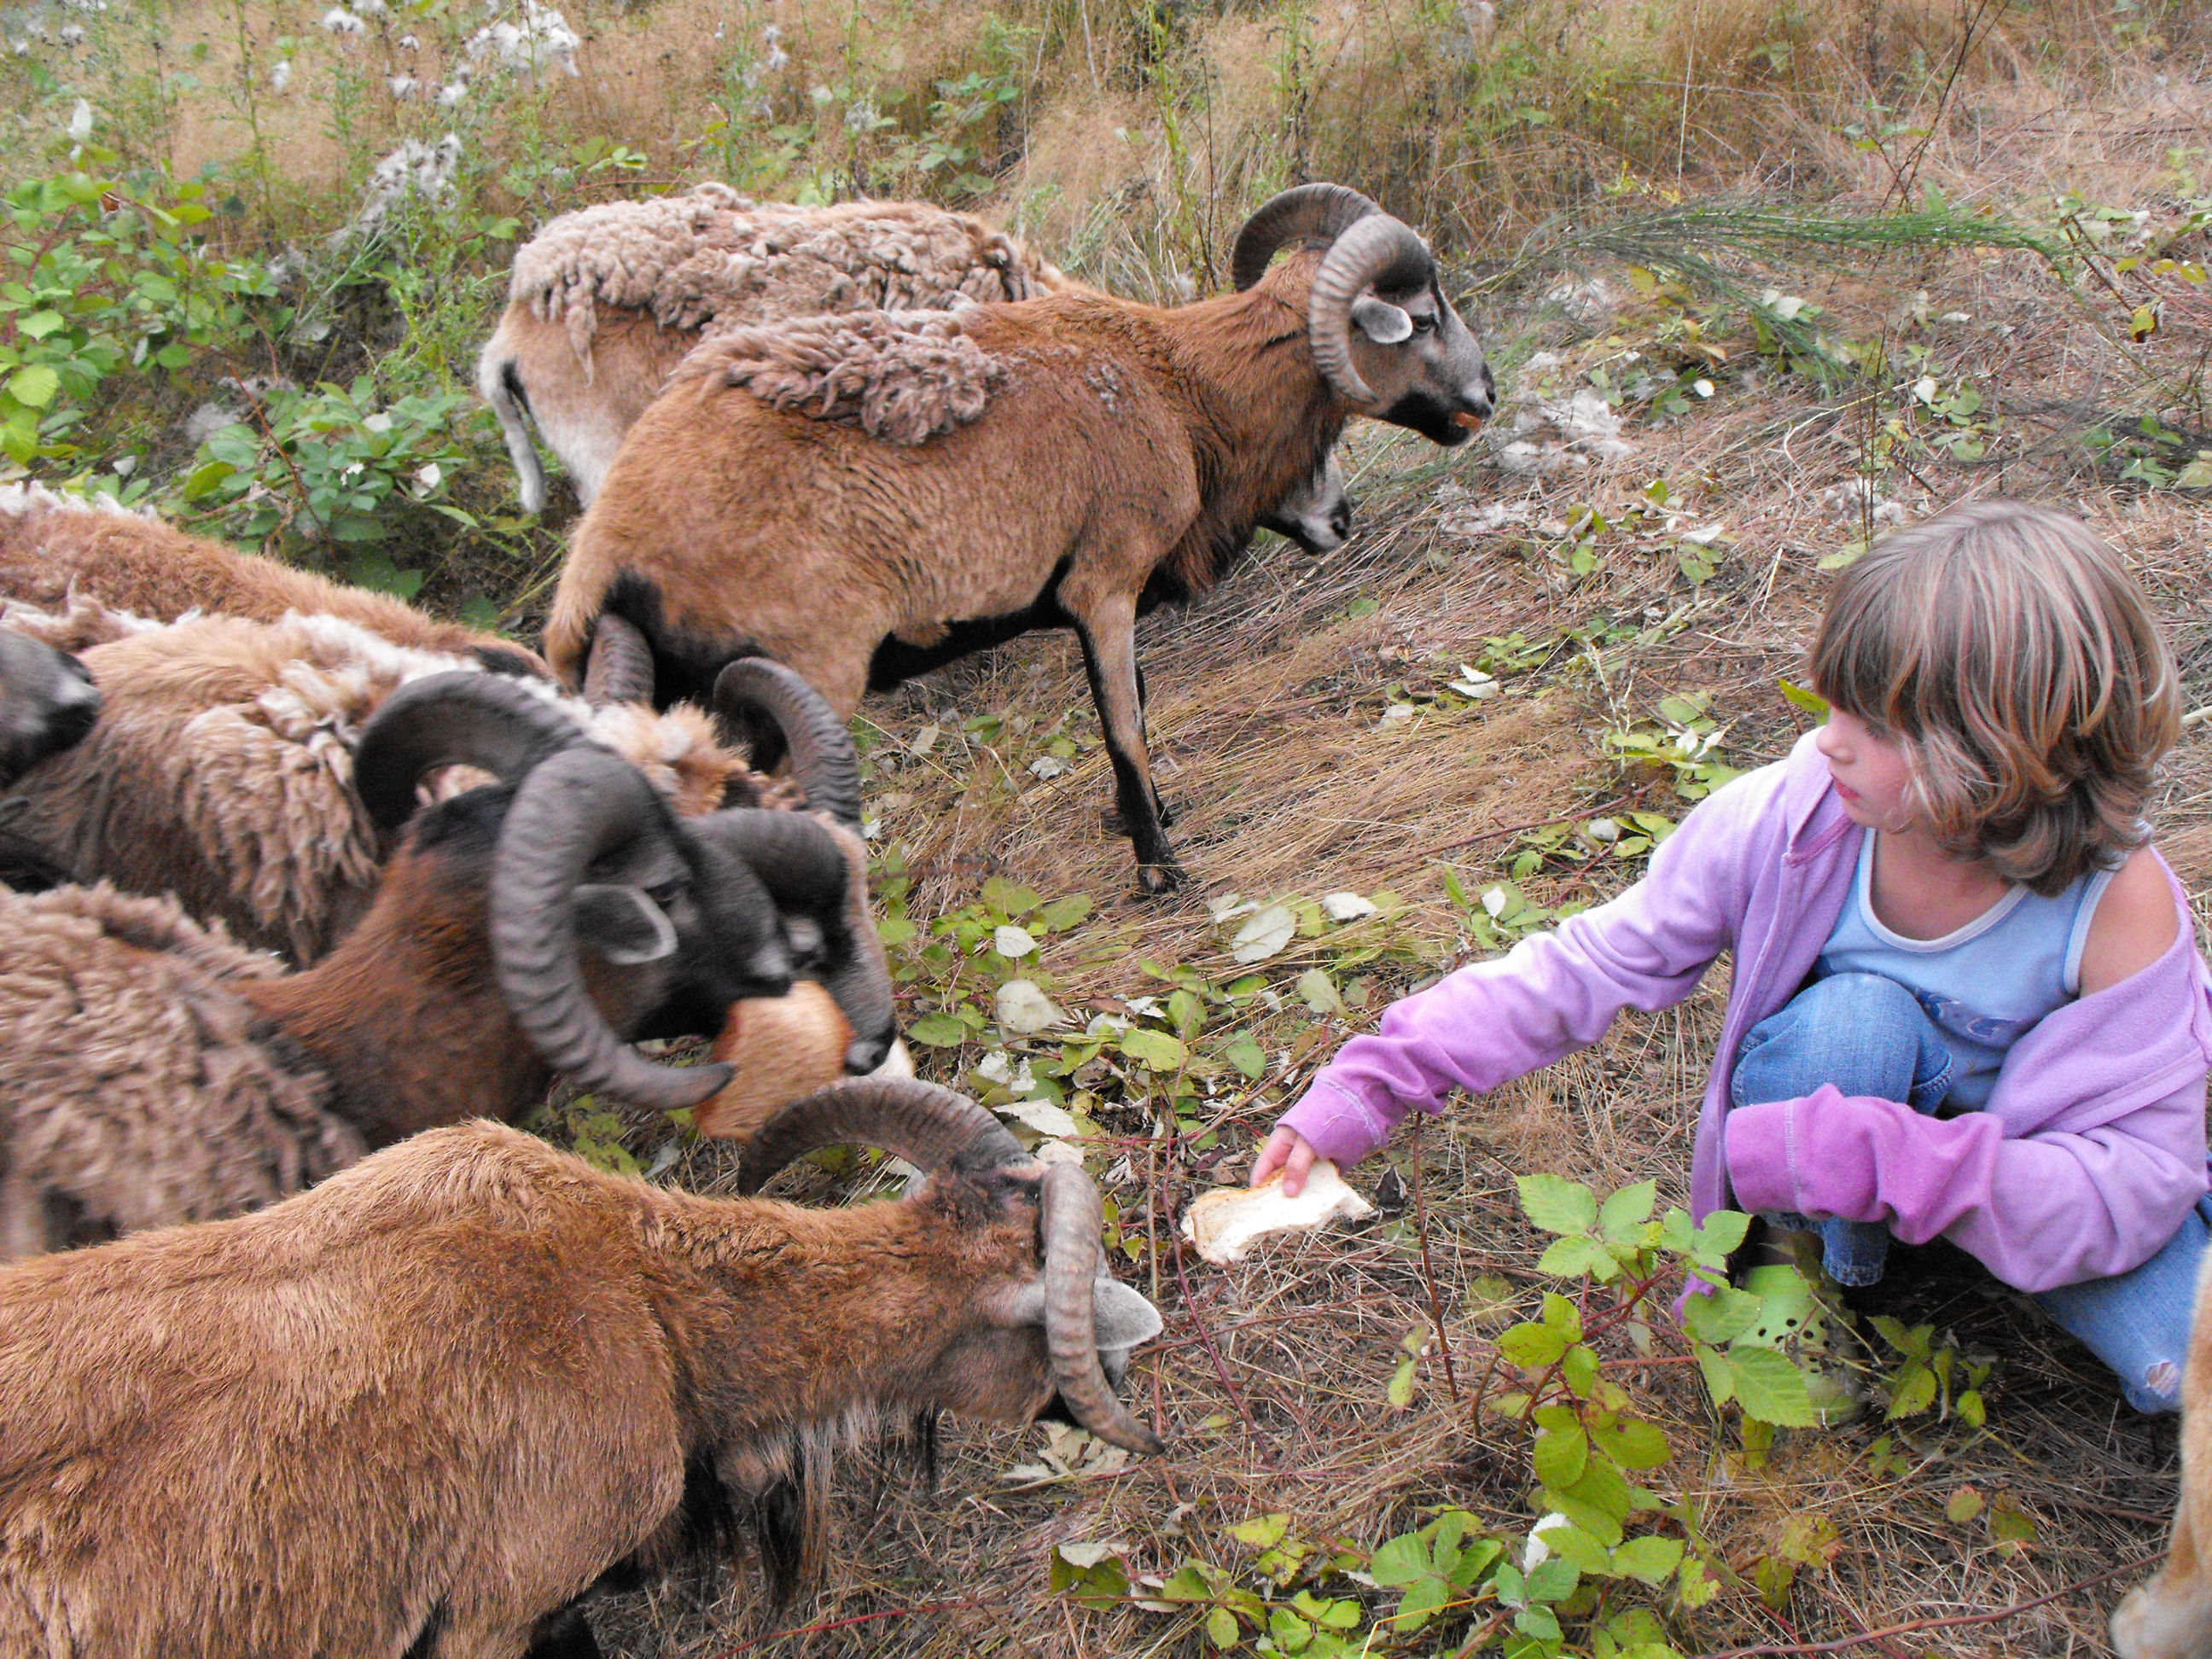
[644,877,689,907]
[1412,312,1437,334]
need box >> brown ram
[0,1082,1162,1657]
[547,183,1492,890]
[0,481,545,674]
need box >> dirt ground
[572,209,2212,1659]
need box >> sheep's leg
[521,1605,602,1659]
[1070,597,1181,893]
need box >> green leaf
[1727,1347,1818,1427]
[1697,1346,1736,1407]
[1037,894,1092,931]
[1498,1321,1569,1367]
[1517,1173,1598,1236]
[1591,1418,1672,1470]
[1693,1210,1751,1256]
[907,1012,969,1047]
[1524,1557,1580,1604]
[1886,1359,1939,1419]
[1778,678,1830,718]
[1230,1513,1291,1549]
[1294,967,1342,1016]
[1385,1353,1417,1409]
[1367,1534,1432,1587]
[6,364,59,409]
[1559,1343,1600,1398]
[1391,1575,1451,1632]
[1225,1039,1266,1080]
[1680,1285,1761,1346]
[1268,1608,1313,1651]
[1206,1605,1242,1648]
[1597,1180,1657,1240]
[1946,1486,1984,1525]
[1118,1027,1187,1072]
[1537,1235,1615,1279]
[1534,1521,1610,1575]
[1610,1534,1684,1586]
[1533,1423,1589,1487]
[15,310,63,340]
[1540,1292,1584,1342]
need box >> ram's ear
[981,1275,1161,1352]
[574,883,678,966]
[1351,295,1414,344]
[1093,1278,1163,1353]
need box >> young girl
[1251,499,2212,1412]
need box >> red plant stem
[1407,1115,1461,1403]
[711,1595,999,1656]
[1685,1552,2165,1659]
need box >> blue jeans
[1732,970,2209,1413]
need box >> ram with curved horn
[0,670,900,1256]
[0,1084,1163,1657]
[549,181,1491,891]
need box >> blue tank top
[1816,832,2119,1110]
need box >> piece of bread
[1181,1161,1375,1264]
[692,981,853,1141]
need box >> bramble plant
[1055,1175,1825,1656]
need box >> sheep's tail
[477,330,548,515]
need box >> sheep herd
[0,182,1490,1654]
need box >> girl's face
[1815,709,1918,831]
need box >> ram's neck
[650,1194,1032,1447]
[240,858,551,1144]
[1152,254,1345,596]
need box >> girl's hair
[1810,498,2180,894]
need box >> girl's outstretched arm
[1261,757,1791,1185]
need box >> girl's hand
[1250,1126,1319,1197]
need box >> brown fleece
[0,1120,1077,1657]
[679,310,1006,446]
[0,882,360,1256]
[0,483,545,671]
[3,613,760,960]
[480,194,1065,508]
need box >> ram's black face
[0,631,100,790]
[1348,281,1495,447]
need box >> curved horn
[689,811,897,1074]
[582,613,657,707]
[1040,1164,1165,1455]
[1307,212,1438,408]
[737,1077,1027,1195]
[354,672,584,835]
[491,744,733,1110]
[713,659,864,833]
[1229,182,1379,292]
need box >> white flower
[465,0,579,80]
[1481,885,1508,917]
[398,32,420,48]
[270,59,292,91]
[341,134,463,236]
[320,7,364,35]
[1692,377,1714,398]
[435,77,469,107]
[65,97,92,142]
[58,23,84,44]
[760,20,789,69]
[414,462,441,487]
[362,411,393,433]
[387,73,417,98]
[352,0,389,15]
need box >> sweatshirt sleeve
[1724,1077,2209,1291]
[1277,766,1774,1167]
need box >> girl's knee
[1735,973,1938,1105]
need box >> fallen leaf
[996,979,1065,1033]
[1231,904,1296,963]
[1320,891,1378,923]
[994,924,1038,958]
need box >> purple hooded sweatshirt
[1278,730,2212,1293]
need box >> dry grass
[568,215,2211,1656]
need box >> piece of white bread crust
[1181,1161,1375,1265]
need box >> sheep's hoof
[1136,860,1185,895]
